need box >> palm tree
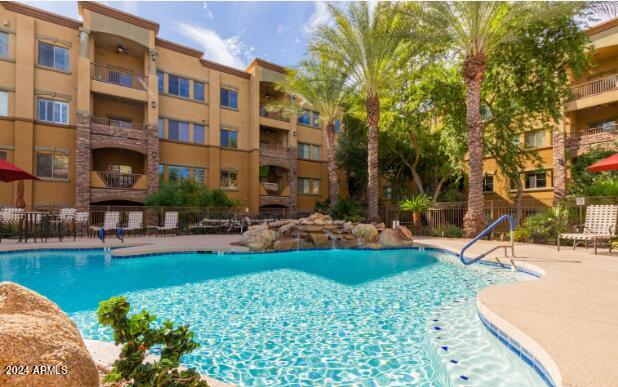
[414,2,531,237]
[310,2,407,222]
[271,56,347,204]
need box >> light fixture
[151,101,156,109]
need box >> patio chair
[125,211,144,236]
[558,205,618,255]
[74,211,89,239]
[0,208,23,242]
[156,211,178,236]
[89,211,120,239]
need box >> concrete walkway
[1,234,616,386]
[415,237,618,387]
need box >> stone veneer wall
[75,113,91,210]
[552,129,567,202]
[259,146,297,215]
[146,123,160,195]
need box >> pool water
[0,248,544,386]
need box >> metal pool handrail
[460,215,515,265]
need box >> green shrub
[400,194,431,213]
[145,180,238,207]
[431,224,463,238]
[330,197,361,221]
[569,147,618,196]
[97,296,207,386]
[314,197,331,214]
[513,204,571,244]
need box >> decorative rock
[362,242,382,249]
[301,225,324,233]
[379,229,404,247]
[242,229,279,252]
[397,225,413,241]
[0,282,99,387]
[278,221,299,236]
[374,222,386,231]
[311,233,330,247]
[248,223,268,232]
[352,224,379,242]
[314,218,324,225]
[274,238,298,251]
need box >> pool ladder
[460,215,515,266]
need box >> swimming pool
[0,248,545,386]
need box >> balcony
[566,124,618,156]
[90,171,148,204]
[91,63,148,101]
[259,143,295,169]
[567,73,618,111]
[259,105,291,130]
[90,116,148,153]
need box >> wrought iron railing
[91,116,146,131]
[571,73,618,100]
[260,105,289,122]
[96,171,144,189]
[91,63,147,90]
[568,124,617,138]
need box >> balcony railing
[569,124,617,138]
[571,73,618,100]
[91,63,147,91]
[91,116,146,131]
[260,143,290,154]
[96,171,144,189]
[260,105,289,122]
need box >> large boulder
[379,229,405,247]
[352,224,379,242]
[241,228,278,252]
[397,225,413,241]
[0,282,99,387]
[273,238,298,251]
[310,233,330,247]
[278,220,299,236]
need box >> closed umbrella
[586,153,618,172]
[0,159,39,209]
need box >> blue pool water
[0,248,544,386]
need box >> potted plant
[400,194,431,227]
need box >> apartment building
[482,18,618,203]
[0,2,330,213]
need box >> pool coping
[1,243,558,386]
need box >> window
[297,111,311,126]
[194,81,205,101]
[220,87,238,109]
[0,151,6,160]
[589,120,616,133]
[108,164,132,174]
[37,98,68,124]
[312,111,320,128]
[220,128,238,148]
[483,175,494,192]
[194,124,205,144]
[38,42,68,71]
[298,178,320,194]
[108,117,132,129]
[0,32,8,58]
[193,168,205,184]
[168,120,190,142]
[383,186,392,200]
[298,143,311,159]
[312,145,320,160]
[158,164,164,182]
[158,118,164,139]
[524,130,546,148]
[168,165,190,182]
[168,74,190,98]
[525,171,547,189]
[36,153,68,179]
[0,91,7,116]
[157,71,164,93]
[220,170,238,189]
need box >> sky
[23,1,333,69]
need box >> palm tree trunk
[366,95,380,223]
[326,122,339,204]
[462,54,487,237]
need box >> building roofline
[156,38,203,58]
[200,59,251,79]
[248,58,288,74]
[586,16,618,36]
[1,1,82,30]
[79,1,160,33]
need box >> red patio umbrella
[0,160,39,209]
[586,153,618,172]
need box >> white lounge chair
[125,211,144,235]
[74,211,89,239]
[156,211,178,236]
[90,211,120,238]
[558,205,617,255]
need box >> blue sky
[24,1,333,69]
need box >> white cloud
[202,2,213,20]
[302,2,332,36]
[176,23,253,68]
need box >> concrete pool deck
[0,234,616,386]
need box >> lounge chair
[74,211,89,239]
[558,205,617,255]
[125,211,144,236]
[156,211,178,236]
[89,211,120,241]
